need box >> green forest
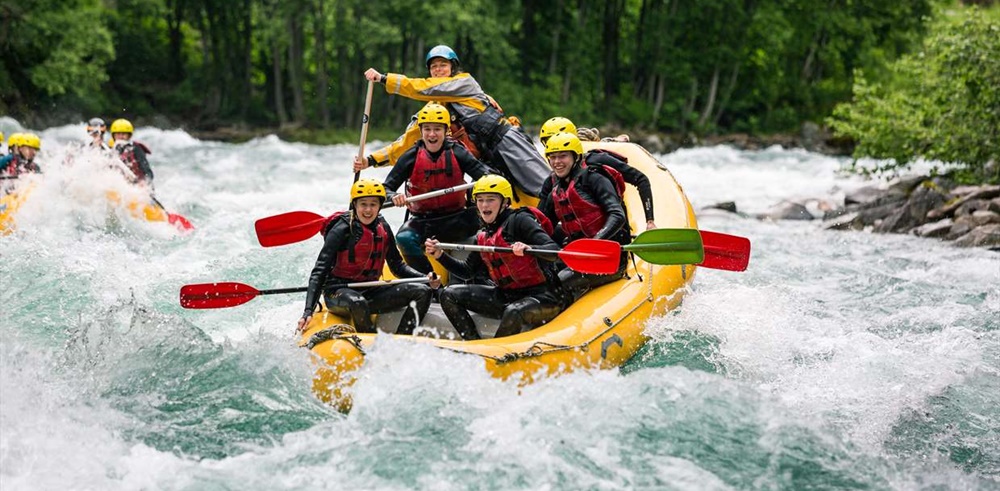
[1,0,997,181]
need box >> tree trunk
[601,0,625,106]
[713,63,741,126]
[314,0,329,127]
[697,65,720,129]
[652,74,666,125]
[273,41,289,126]
[547,0,564,76]
[681,76,698,132]
[166,0,186,82]
[288,12,306,125]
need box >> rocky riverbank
[717,176,1000,249]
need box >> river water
[1,126,997,490]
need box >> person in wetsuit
[373,102,494,274]
[1,133,42,195]
[538,132,630,302]
[425,175,565,340]
[539,117,657,230]
[297,179,438,335]
[109,118,154,186]
[353,45,550,198]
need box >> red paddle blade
[180,282,260,309]
[699,230,751,272]
[254,211,325,247]
[168,212,194,232]
[559,239,622,275]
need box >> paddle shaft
[383,182,475,208]
[354,81,374,183]
[259,277,429,296]
[436,242,608,259]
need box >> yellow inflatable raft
[299,141,699,411]
[0,183,35,235]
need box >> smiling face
[547,151,577,178]
[475,193,505,224]
[428,58,453,78]
[420,123,447,152]
[353,196,382,225]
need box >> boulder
[703,201,738,214]
[913,218,954,238]
[640,133,665,154]
[845,185,886,207]
[886,175,928,198]
[824,211,863,231]
[874,184,947,233]
[954,199,998,217]
[758,201,813,220]
[945,221,973,241]
[969,210,1000,227]
[952,224,1000,248]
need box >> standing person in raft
[297,180,438,335]
[369,102,495,274]
[538,132,630,301]
[109,118,154,187]
[352,45,550,198]
[539,117,657,230]
[425,175,565,340]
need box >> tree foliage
[0,0,942,139]
[830,6,1000,183]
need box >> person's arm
[451,144,496,179]
[302,220,350,318]
[434,246,481,279]
[590,154,655,224]
[536,178,556,225]
[384,222,429,279]
[132,145,154,183]
[382,73,486,106]
[368,118,421,166]
[510,213,559,260]
[585,173,626,241]
[382,147,418,194]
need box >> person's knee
[395,227,424,257]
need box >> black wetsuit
[303,214,432,334]
[436,208,565,340]
[584,150,655,223]
[384,139,495,274]
[538,164,629,300]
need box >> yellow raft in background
[298,141,699,411]
[0,183,35,235]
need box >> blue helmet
[425,45,460,68]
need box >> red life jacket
[477,224,548,290]
[118,141,152,183]
[550,167,608,239]
[405,142,467,214]
[581,153,627,198]
[517,206,554,236]
[322,212,388,282]
[1,155,39,178]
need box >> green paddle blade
[623,228,704,265]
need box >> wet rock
[845,185,886,207]
[969,210,1000,227]
[759,201,813,220]
[952,224,1000,248]
[825,211,863,231]
[954,199,1000,217]
[945,222,973,240]
[887,175,927,198]
[874,184,947,233]
[703,201,738,214]
[913,218,953,238]
[640,133,665,154]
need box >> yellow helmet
[7,132,22,147]
[544,132,583,157]
[350,179,387,203]
[0,131,3,145]
[539,117,577,142]
[110,118,134,134]
[20,133,41,150]
[472,174,513,202]
[416,103,450,127]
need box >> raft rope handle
[304,324,366,354]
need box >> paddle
[622,228,705,265]
[151,195,194,232]
[435,238,622,275]
[699,230,751,272]
[254,182,476,247]
[354,80,374,183]
[180,277,431,309]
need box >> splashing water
[1,127,997,489]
